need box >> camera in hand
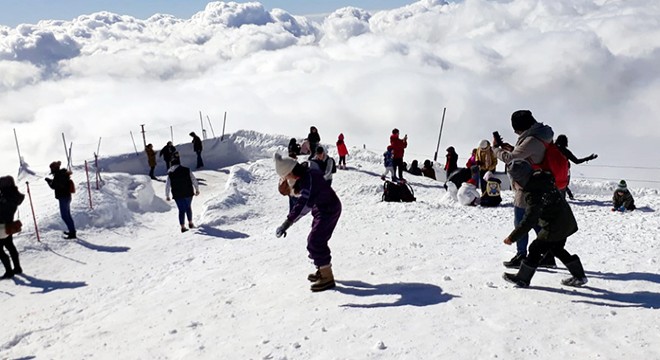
[492,131,503,147]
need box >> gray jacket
[493,122,554,207]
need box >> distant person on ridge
[288,138,301,158]
[465,148,478,169]
[165,155,200,233]
[612,180,636,212]
[336,133,349,170]
[145,144,157,180]
[0,176,25,279]
[273,153,342,292]
[45,161,77,239]
[159,141,177,171]
[390,129,408,181]
[307,126,321,159]
[190,132,204,169]
[407,160,422,176]
[421,160,436,180]
[502,160,587,288]
[444,146,459,180]
[554,134,598,200]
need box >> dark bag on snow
[382,181,416,202]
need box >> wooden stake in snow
[130,131,139,155]
[85,160,93,210]
[25,181,41,243]
[221,112,227,141]
[207,115,216,139]
[433,107,447,162]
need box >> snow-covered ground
[1,131,659,359]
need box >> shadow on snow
[196,225,250,239]
[335,280,456,308]
[75,239,130,253]
[12,274,87,294]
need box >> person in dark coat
[190,132,204,169]
[288,138,301,158]
[444,146,458,180]
[165,156,200,233]
[145,144,157,180]
[480,171,502,207]
[421,160,436,180]
[0,176,25,279]
[390,128,408,180]
[555,134,598,200]
[407,160,422,176]
[307,126,321,159]
[612,180,635,211]
[159,141,177,171]
[274,153,342,292]
[45,161,77,239]
[502,160,587,288]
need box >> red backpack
[532,142,569,190]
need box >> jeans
[59,198,76,233]
[514,206,540,256]
[174,197,193,225]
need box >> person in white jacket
[457,178,481,206]
[309,146,336,187]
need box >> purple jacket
[288,168,341,223]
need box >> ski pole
[25,181,41,242]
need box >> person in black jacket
[159,141,177,171]
[555,135,597,200]
[165,156,200,233]
[190,132,204,169]
[444,146,458,181]
[307,126,321,159]
[0,176,25,279]
[45,161,77,239]
[288,138,301,158]
[502,160,588,288]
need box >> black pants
[196,151,204,168]
[393,158,404,180]
[339,156,346,167]
[526,238,572,267]
[149,166,155,179]
[0,235,20,273]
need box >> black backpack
[382,181,416,202]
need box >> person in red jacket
[336,133,349,170]
[389,128,408,181]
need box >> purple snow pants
[306,202,342,267]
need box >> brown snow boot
[307,268,320,282]
[310,265,335,292]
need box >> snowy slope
[1,132,659,359]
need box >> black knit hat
[511,110,537,132]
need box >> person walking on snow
[190,132,204,169]
[145,144,157,180]
[165,156,200,233]
[273,153,342,292]
[160,141,177,171]
[0,176,25,279]
[390,129,408,181]
[45,161,77,239]
[554,134,598,200]
[493,110,556,269]
[307,126,321,159]
[502,160,588,288]
[336,133,349,170]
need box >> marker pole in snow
[68,142,73,171]
[85,160,93,209]
[96,137,102,158]
[221,112,227,141]
[94,153,100,190]
[25,181,41,243]
[62,133,71,168]
[199,111,207,140]
[207,115,216,138]
[170,126,173,143]
[433,107,447,162]
[140,124,147,148]
[130,131,138,155]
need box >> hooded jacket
[389,134,407,159]
[0,186,25,224]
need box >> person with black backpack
[0,176,25,280]
[45,161,77,239]
[165,155,200,233]
[310,146,336,187]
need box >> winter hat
[338,133,344,140]
[49,161,61,173]
[315,146,325,155]
[467,178,477,186]
[507,159,533,188]
[0,176,15,188]
[483,171,493,181]
[479,139,490,149]
[392,128,399,134]
[617,180,627,191]
[189,132,196,137]
[446,146,455,153]
[555,135,568,148]
[274,153,297,178]
[511,110,537,132]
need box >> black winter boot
[561,255,588,287]
[503,261,536,287]
[538,252,557,269]
[65,231,77,239]
[503,253,526,269]
[0,254,13,280]
[10,253,21,275]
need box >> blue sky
[0,0,418,27]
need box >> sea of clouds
[1,0,659,187]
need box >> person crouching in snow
[457,178,481,206]
[480,171,502,207]
[612,180,635,212]
[502,160,587,288]
[165,155,200,233]
[273,153,342,292]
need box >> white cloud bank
[1,0,659,187]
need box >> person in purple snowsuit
[274,153,342,292]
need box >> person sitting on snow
[421,160,436,180]
[457,178,481,206]
[480,171,502,207]
[612,180,636,212]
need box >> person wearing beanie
[492,109,555,269]
[390,128,408,181]
[480,171,502,207]
[381,146,396,181]
[45,161,77,239]
[309,146,336,186]
[273,152,342,292]
[554,134,598,200]
[0,176,25,279]
[421,160,436,180]
[475,140,497,192]
[336,133,349,170]
[457,178,480,206]
[444,146,459,181]
[165,155,200,233]
[502,159,588,288]
[190,132,204,169]
[612,180,636,212]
